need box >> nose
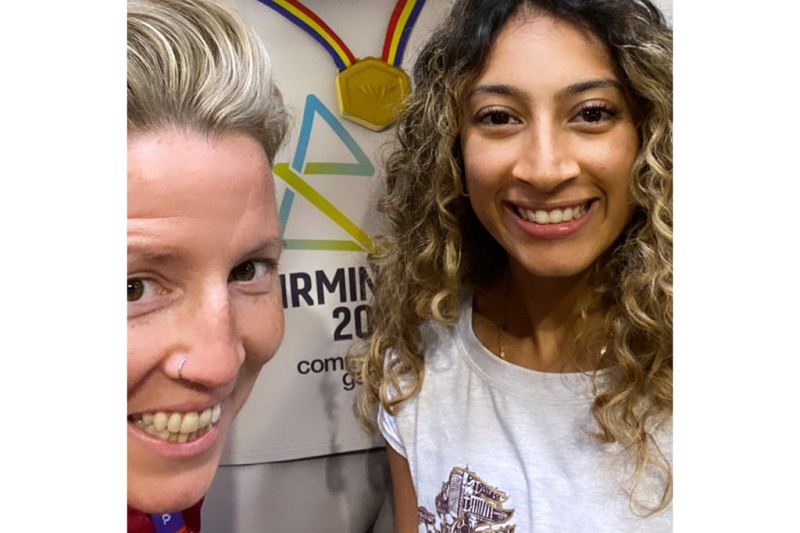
[511,123,580,192]
[174,285,244,388]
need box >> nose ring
[178,357,188,383]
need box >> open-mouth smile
[128,402,221,443]
[513,200,592,224]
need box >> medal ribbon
[259,0,425,71]
[382,0,426,67]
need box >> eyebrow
[126,246,182,266]
[469,78,624,101]
[554,79,623,100]
[126,237,284,266]
[470,83,525,99]
[243,237,284,258]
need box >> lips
[128,402,221,443]
[513,200,591,224]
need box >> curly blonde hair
[347,0,672,515]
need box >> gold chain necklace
[496,273,608,362]
[497,272,509,359]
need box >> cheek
[464,160,503,232]
[585,135,636,175]
[461,134,483,189]
[127,326,162,394]
[589,138,637,201]
[461,136,515,196]
[239,292,285,367]
[463,158,495,203]
[607,131,639,181]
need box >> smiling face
[127,130,284,513]
[460,11,639,280]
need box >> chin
[517,244,611,279]
[518,259,595,280]
[127,450,222,513]
[128,473,214,514]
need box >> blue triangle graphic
[291,94,375,176]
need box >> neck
[474,261,604,372]
[508,261,594,328]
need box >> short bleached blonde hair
[127,0,289,163]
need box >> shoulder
[420,293,472,351]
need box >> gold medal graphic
[336,57,410,132]
[262,0,425,131]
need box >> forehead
[477,11,616,85]
[127,129,279,260]
[127,129,275,220]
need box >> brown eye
[489,111,512,124]
[230,261,256,282]
[475,108,520,127]
[482,111,515,125]
[573,104,620,126]
[582,108,604,122]
[128,279,144,302]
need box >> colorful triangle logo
[276,94,376,252]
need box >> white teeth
[519,202,588,224]
[129,403,222,444]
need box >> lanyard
[259,0,426,131]
[150,511,188,533]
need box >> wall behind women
[219,0,671,467]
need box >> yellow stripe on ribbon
[261,0,356,70]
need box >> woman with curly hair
[347,0,672,531]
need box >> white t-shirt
[379,296,672,533]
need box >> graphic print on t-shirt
[418,466,516,532]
